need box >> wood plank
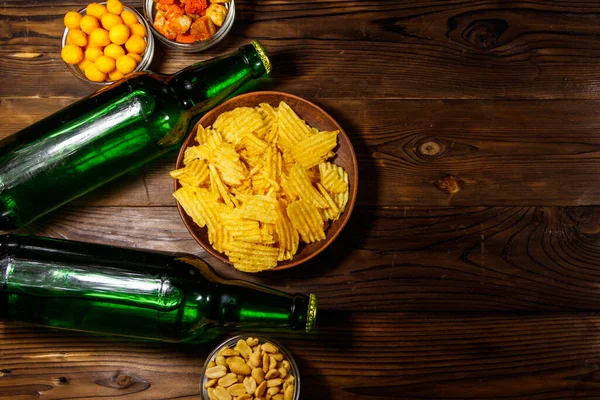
[3,97,600,207]
[5,204,600,312]
[3,1,600,99]
[4,312,600,399]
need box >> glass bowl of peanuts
[200,335,300,400]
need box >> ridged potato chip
[172,101,350,272]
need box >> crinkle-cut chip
[259,102,277,123]
[319,162,348,193]
[170,159,209,187]
[183,145,210,164]
[173,186,221,231]
[224,240,278,273]
[238,195,277,223]
[288,164,329,209]
[276,101,313,149]
[213,107,265,145]
[251,174,269,194]
[332,166,349,212]
[196,124,209,145]
[286,199,326,243]
[317,182,340,221]
[209,164,237,208]
[275,202,299,261]
[264,125,279,145]
[210,142,247,186]
[279,174,297,202]
[239,133,268,155]
[209,224,231,253]
[291,130,338,169]
[205,128,223,150]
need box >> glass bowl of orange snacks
[143,0,234,52]
[61,1,155,86]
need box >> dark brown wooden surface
[2,0,600,398]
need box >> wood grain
[4,312,600,399]
[5,204,600,312]
[3,1,600,99]
[3,97,600,207]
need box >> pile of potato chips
[172,101,349,272]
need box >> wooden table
[3,0,600,398]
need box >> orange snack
[190,16,215,41]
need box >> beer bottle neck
[171,41,271,112]
[215,283,317,332]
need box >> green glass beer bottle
[0,41,271,230]
[0,234,317,342]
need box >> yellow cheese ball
[86,3,108,19]
[78,58,92,71]
[85,47,104,62]
[96,55,117,73]
[80,15,100,35]
[108,69,125,81]
[64,11,83,30]
[109,24,130,45]
[66,29,87,47]
[116,54,136,74]
[129,23,146,37]
[61,44,84,65]
[120,9,138,26]
[106,0,124,15]
[85,63,107,82]
[90,28,111,47]
[125,35,146,54]
[127,52,142,63]
[101,12,123,30]
[104,43,125,59]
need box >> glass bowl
[61,3,155,87]
[200,334,300,400]
[143,0,235,53]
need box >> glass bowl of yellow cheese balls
[61,0,155,86]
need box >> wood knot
[463,19,509,50]
[95,371,149,392]
[57,376,69,385]
[0,369,11,376]
[419,141,441,156]
[434,175,463,196]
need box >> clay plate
[174,91,358,271]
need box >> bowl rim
[142,0,235,52]
[174,90,359,271]
[199,334,301,400]
[61,2,155,86]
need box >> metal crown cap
[306,294,317,332]
[251,40,272,75]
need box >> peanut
[246,337,259,347]
[208,361,217,368]
[216,355,227,367]
[255,380,267,397]
[220,348,240,357]
[207,387,217,400]
[252,367,265,384]
[206,366,227,379]
[235,339,253,359]
[265,369,279,380]
[243,376,257,394]
[217,373,237,388]
[267,386,280,396]
[267,378,283,388]
[229,361,252,375]
[227,382,247,396]
[261,342,279,354]
[273,394,285,400]
[237,374,245,383]
[204,378,217,388]
[282,360,290,371]
[278,366,287,379]
[213,386,232,400]
[226,356,245,368]
[250,350,262,367]
[237,395,252,400]
[273,353,284,361]
[262,353,270,373]
[284,385,294,400]
[269,355,277,371]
